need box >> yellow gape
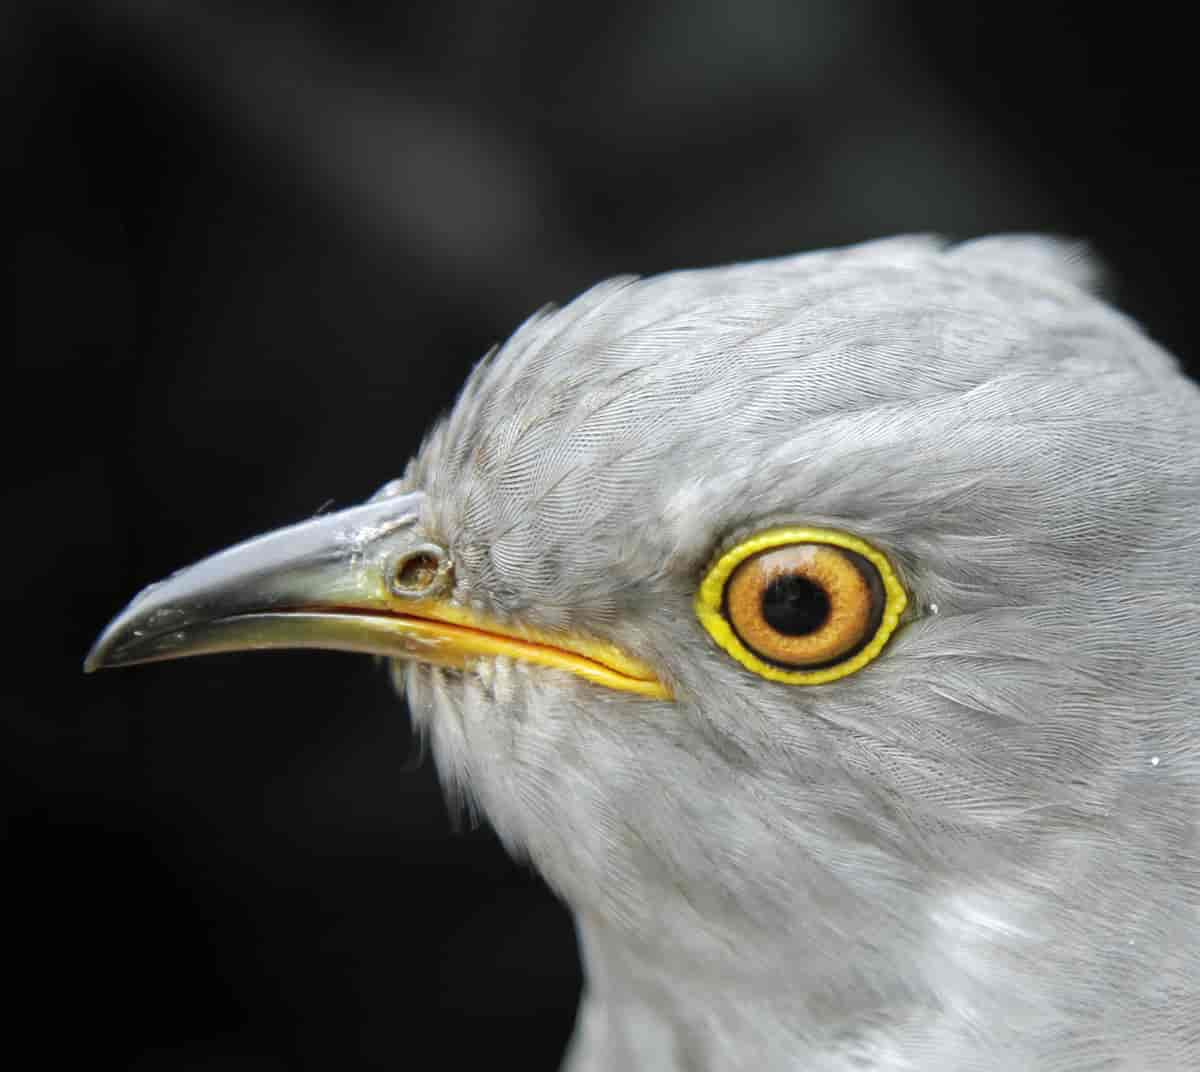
[694,527,908,685]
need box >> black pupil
[761,574,830,635]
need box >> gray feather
[395,236,1200,1070]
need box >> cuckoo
[88,236,1200,1070]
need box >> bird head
[88,237,1200,1054]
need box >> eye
[694,528,907,685]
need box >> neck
[559,863,1140,1072]
[562,907,938,1072]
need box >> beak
[85,491,670,700]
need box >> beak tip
[83,639,112,673]
[84,601,147,674]
[83,621,121,673]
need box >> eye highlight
[695,528,907,685]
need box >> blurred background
[9,2,1197,1068]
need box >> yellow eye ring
[694,527,908,685]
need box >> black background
[10,3,1198,1069]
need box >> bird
[87,235,1200,1071]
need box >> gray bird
[87,236,1200,1071]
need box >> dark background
[9,3,1197,1069]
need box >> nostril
[390,545,452,598]
[397,553,440,587]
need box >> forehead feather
[409,238,1186,620]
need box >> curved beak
[85,491,670,699]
